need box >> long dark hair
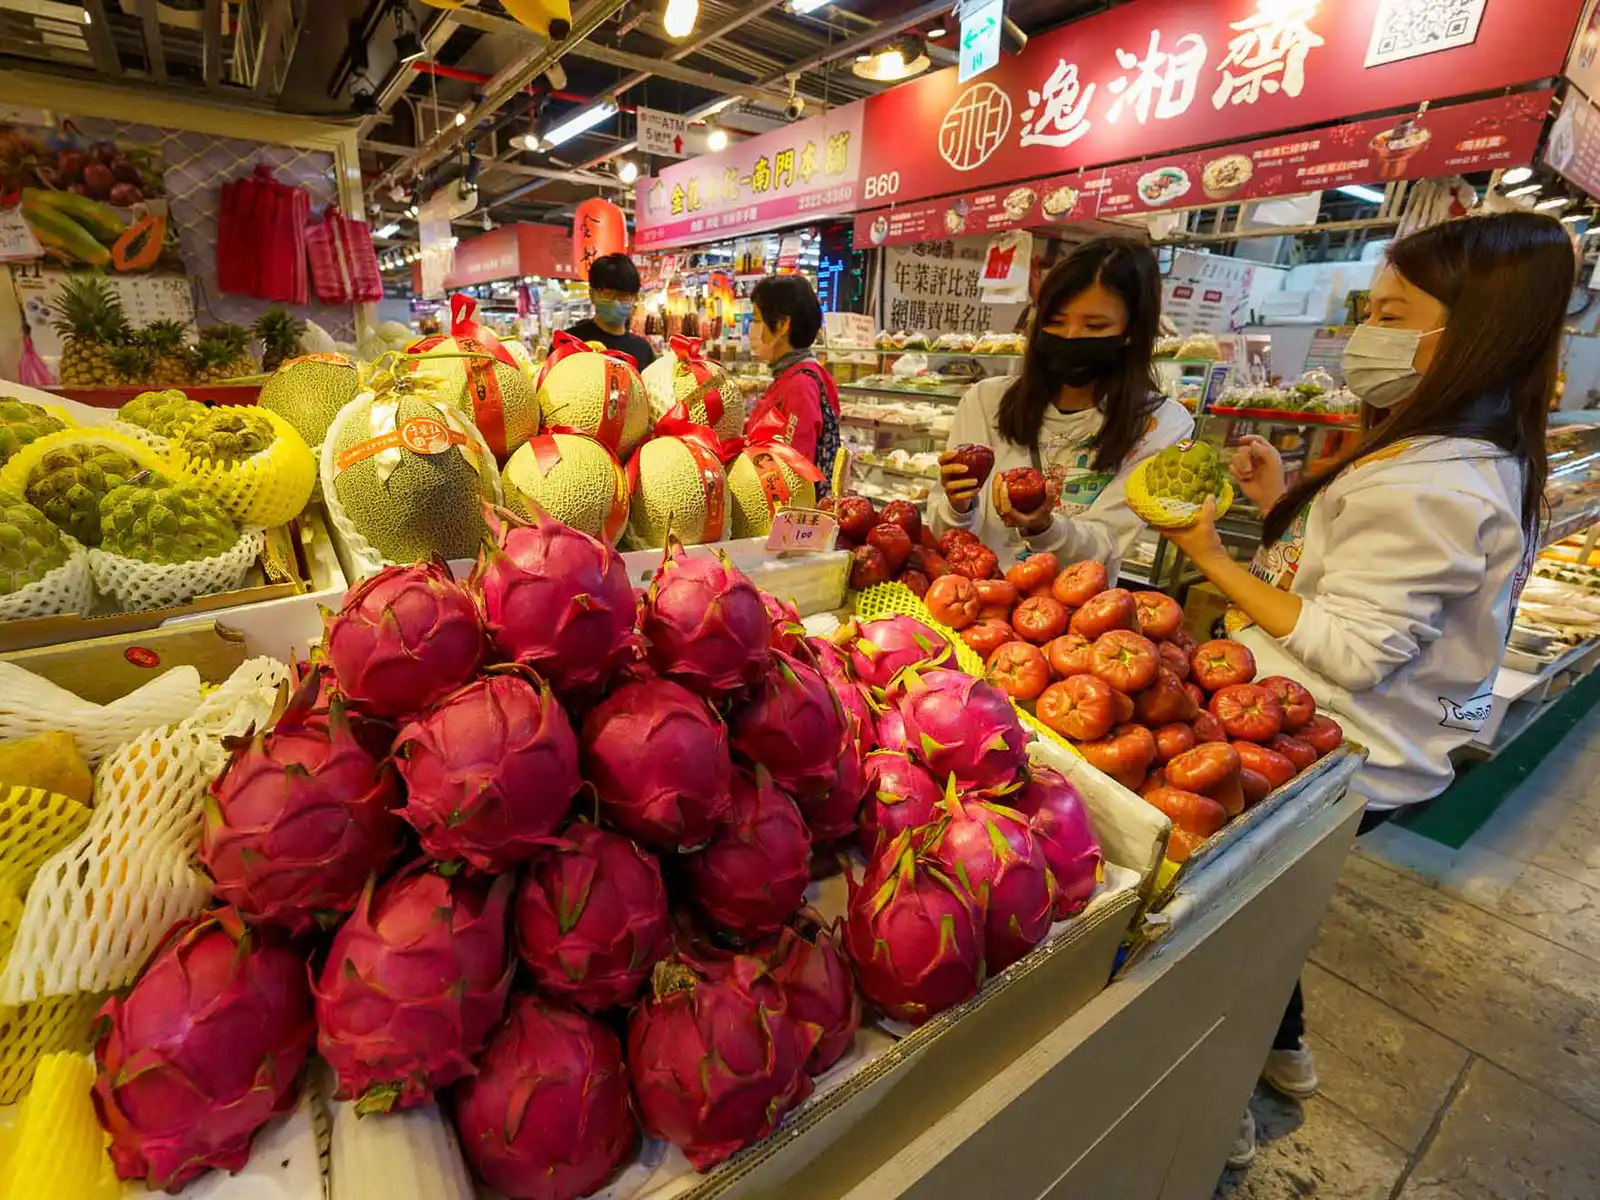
[1262,212,1572,547]
[997,236,1161,472]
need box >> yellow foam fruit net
[0,992,104,1105]
[0,784,94,908]
[0,426,172,502]
[1125,457,1235,530]
[172,406,318,529]
[0,730,94,805]
[0,1052,120,1198]
[852,580,1081,759]
[0,661,202,767]
[0,658,289,1005]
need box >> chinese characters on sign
[883,240,1027,335]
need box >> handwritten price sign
[766,507,839,553]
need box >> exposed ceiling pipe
[407,61,641,114]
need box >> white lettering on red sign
[1020,59,1096,149]
[1107,30,1208,125]
[1212,1,1326,109]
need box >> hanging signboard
[1544,87,1600,201]
[857,0,1580,211]
[854,87,1550,248]
[960,0,1006,83]
[638,107,692,160]
[634,104,865,250]
[444,222,577,289]
[1566,0,1600,101]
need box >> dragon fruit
[729,650,848,806]
[471,506,637,699]
[393,668,580,872]
[922,793,1057,971]
[627,956,818,1170]
[841,616,954,692]
[768,918,861,1074]
[641,544,771,698]
[201,673,402,935]
[762,590,806,655]
[810,637,877,755]
[515,822,672,1012]
[843,830,985,1025]
[895,668,1028,794]
[314,863,513,1114]
[800,735,868,845]
[323,561,484,720]
[305,657,396,758]
[858,749,943,855]
[1011,766,1104,918]
[90,908,314,1191]
[876,705,911,754]
[581,673,734,851]
[685,767,811,941]
[452,995,636,1200]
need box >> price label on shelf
[767,508,839,554]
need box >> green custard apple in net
[1127,439,1234,529]
[0,398,66,467]
[0,489,71,595]
[24,442,139,545]
[119,390,208,440]
[99,473,239,564]
[178,408,280,469]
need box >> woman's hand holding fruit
[939,443,994,515]
[1229,435,1286,512]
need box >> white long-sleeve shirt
[930,377,1194,576]
[1232,437,1532,810]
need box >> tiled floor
[1216,705,1600,1199]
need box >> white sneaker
[1262,1045,1319,1099]
[1226,1108,1256,1170]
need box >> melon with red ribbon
[535,332,651,460]
[726,408,823,538]
[641,334,745,445]
[407,295,541,466]
[624,407,732,549]
[501,431,630,545]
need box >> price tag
[0,208,42,263]
[766,507,839,554]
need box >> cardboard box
[1182,580,1230,641]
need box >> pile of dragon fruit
[86,508,1104,1199]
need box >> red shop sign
[854,89,1552,247]
[859,0,1582,210]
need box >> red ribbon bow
[627,404,730,544]
[536,330,639,394]
[449,294,519,371]
[742,407,826,483]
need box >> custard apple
[99,473,239,564]
[0,398,65,467]
[119,390,208,440]
[1143,440,1225,505]
[25,443,138,546]
[0,489,70,595]
[177,408,279,469]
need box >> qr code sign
[1365,0,1488,67]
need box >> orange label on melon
[459,335,509,459]
[683,437,727,544]
[335,416,469,471]
[751,449,792,514]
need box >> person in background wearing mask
[562,253,656,371]
[743,274,840,496]
[934,237,1193,575]
[1164,212,1572,1169]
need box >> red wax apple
[987,641,1051,700]
[947,443,996,489]
[1037,675,1116,742]
[998,466,1047,512]
[1190,639,1257,691]
[1209,684,1285,743]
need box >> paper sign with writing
[0,208,41,263]
[639,107,691,160]
[766,507,839,553]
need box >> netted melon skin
[625,436,731,549]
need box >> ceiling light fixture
[375,222,400,239]
[927,26,947,38]
[706,127,729,152]
[1336,184,1386,204]
[82,7,91,22]
[454,110,468,127]
[1501,166,1534,186]
[1506,183,1542,197]
[852,36,930,83]
[1535,195,1572,210]
[663,0,699,39]
[1562,212,1586,224]
[407,203,419,217]
[789,0,831,13]
[618,159,639,184]
[543,102,620,148]
[391,2,425,66]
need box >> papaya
[22,188,125,244]
[19,200,111,269]
[111,212,165,272]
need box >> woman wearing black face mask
[933,237,1194,575]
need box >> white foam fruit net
[103,418,172,457]
[0,541,93,621]
[0,661,201,766]
[89,527,264,613]
[0,657,288,1005]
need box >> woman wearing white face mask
[1166,212,1574,1168]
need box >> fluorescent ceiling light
[1562,212,1585,223]
[543,103,619,148]
[394,31,425,65]
[82,7,91,22]
[927,26,947,38]
[664,0,698,39]
[1535,196,1572,210]
[1506,183,1542,197]
[407,203,419,217]
[1336,184,1385,204]
[790,0,831,12]
[707,127,729,152]
[374,222,400,239]
[1501,166,1534,186]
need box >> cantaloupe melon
[258,353,362,450]
[727,448,818,538]
[328,383,498,563]
[625,435,731,549]
[641,350,745,444]
[408,337,540,465]
[536,352,650,460]
[501,433,629,544]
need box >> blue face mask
[594,297,634,328]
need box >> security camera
[783,76,804,122]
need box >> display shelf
[839,383,967,402]
[1201,406,1357,426]
[854,459,939,482]
[1541,503,1600,550]
[1467,637,1600,756]
[840,414,943,437]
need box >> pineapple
[192,325,255,383]
[106,342,154,388]
[49,276,131,388]
[253,308,305,372]
[136,320,193,387]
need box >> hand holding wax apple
[994,467,1056,535]
[938,444,995,514]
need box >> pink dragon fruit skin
[201,674,402,936]
[1011,766,1104,918]
[515,822,672,1012]
[582,673,734,851]
[809,637,878,757]
[393,668,580,873]
[762,590,806,655]
[729,650,848,805]
[799,734,867,846]
[627,956,818,1171]
[857,749,943,856]
[471,507,638,699]
[895,668,1029,795]
[314,863,513,1114]
[452,996,637,1200]
[876,706,911,754]
[842,616,954,693]
[843,830,985,1025]
[923,796,1058,971]
[324,561,485,720]
[685,768,812,941]
[768,919,861,1075]
[642,544,772,699]
[90,908,314,1192]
